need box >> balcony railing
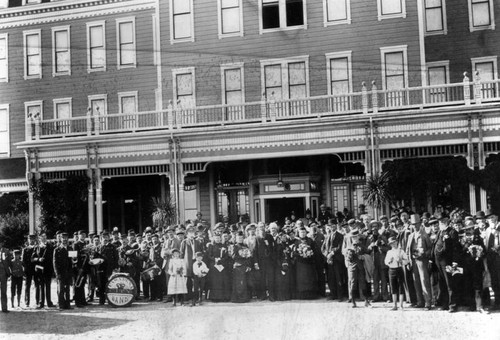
[25,72,500,141]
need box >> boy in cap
[192,252,209,306]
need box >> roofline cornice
[0,0,156,29]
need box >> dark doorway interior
[265,197,305,224]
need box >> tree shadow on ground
[0,311,129,335]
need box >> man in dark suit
[32,231,55,308]
[97,230,119,305]
[22,234,37,307]
[397,212,417,306]
[322,218,345,301]
[431,212,462,312]
[73,230,88,307]
[485,211,500,310]
[53,232,73,310]
[0,240,12,313]
[180,226,205,302]
[256,224,277,301]
[149,233,164,301]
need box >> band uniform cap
[369,221,381,229]
[347,219,356,225]
[61,232,69,237]
[175,228,185,235]
[410,214,421,225]
[78,230,86,235]
[128,230,136,236]
[165,226,175,233]
[196,225,205,232]
[327,218,338,225]
[305,209,312,215]
[422,212,431,219]
[388,236,397,245]
[101,230,110,236]
[464,216,474,222]
[144,226,153,232]
[475,211,486,219]
[92,234,100,240]
[379,215,388,221]
[428,218,438,225]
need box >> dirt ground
[0,297,498,340]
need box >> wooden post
[94,107,101,136]
[474,71,482,105]
[361,82,368,114]
[269,91,277,122]
[86,107,92,136]
[34,116,40,140]
[463,72,471,105]
[167,100,174,129]
[261,92,267,123]
[371,81,378,114]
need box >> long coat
[180,237,205,277]
[53,245,72,283]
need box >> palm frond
[363,172,392,210]
[151,195,177,227]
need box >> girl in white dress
[167,249,188,306]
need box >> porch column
[469,184,477,215]
[209,166,216,227]
[28,190,36,234]
[323,163,331,209]
[178,176,186,224]
[160,175,168,202]
[479,188,488,211]
[96,175,103,234]
[259,197,265,224]
[88,179,95,235]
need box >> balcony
[24,73,500,142]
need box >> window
[323,0,351,26]
[326,51,352,111]
[118,91,138,129]
[184,180,200,222]
[0,105,9,157]
[218,0,243,38]
[260,0,307,32]
[380,46,408,106]
[116,18,136,69]
[52,26,71,76]
[53,98,72,120]
[87,21,106,72]
[426,61,450,103]
[424,0,447,35]
[173,67,196,124]
[261,56,309,116]
[0,34,7,82]
[25,100,42,140]
[468,0,495,32]
[221,63,245,120]
[170,0,194,43]
[472,56,498,99]
[23,29,42,79]
[377,0,406,20]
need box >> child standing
[167,249,187,306]
[10,249,24,308]
[192,252,209,306]
[384,236,409,311]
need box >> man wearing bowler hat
[406,214,433,309]
[431,212,461,312]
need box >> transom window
[261,0,306,32]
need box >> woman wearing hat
[230,232,252,303]
[292,227,319,300]
[385,236,409,310]
[206,232,230,302]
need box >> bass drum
[106,272,137,307]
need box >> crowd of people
[0,206,499,314]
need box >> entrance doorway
[265,197,305,224]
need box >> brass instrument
[75,249,89,288]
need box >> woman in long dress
[206,233,230,302]
[230,231,252,303]
[292,227,319,299]
[275,232,292,301]
[167,249,187,306]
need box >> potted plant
[363,172,392,220]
